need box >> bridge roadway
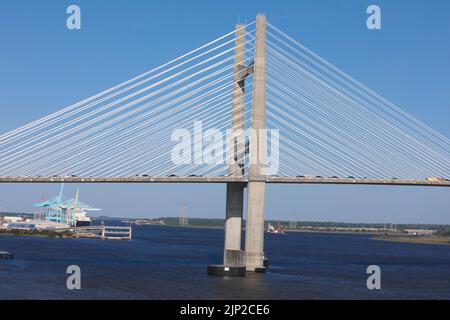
[0,176,449,187]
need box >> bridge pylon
[223,22,247,269]
[208,22,249,276]
[244,14,267,273]
[208,14,267,276]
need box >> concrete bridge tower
[208,14,267,276]
[244,14,267,272]
[223,22,247,269]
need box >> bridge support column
[245,14,267,272]
[223,182,245,266]
[245,181,266,272]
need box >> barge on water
[0,251,14,259]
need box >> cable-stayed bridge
[0,15,449,274]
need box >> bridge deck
[0,176,448,187]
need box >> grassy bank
[373,234,450,246]
[0,229,73,238]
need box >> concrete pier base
[224,248,245,267]
[263,256,269,268]
[223,183,245,266]
[208,183,246,277]
[208,183,246,276]
[207,264,246,277]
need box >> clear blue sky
[0,0,449,223]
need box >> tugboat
[267,223,285,234]
[0,251,14,259]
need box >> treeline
[159,217,224,228]
[436,229,450,237]
[153,217,450,231]
[0,212,34,218]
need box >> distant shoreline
[373,234,450,246]
[141,225,450,243]
[135,223,387,235]
[2,225,450,245]
[284,229,381,235]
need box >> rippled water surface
[1,225,450,299]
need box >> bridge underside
[0,176,448,187]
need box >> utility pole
[289,213,298,229]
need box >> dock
[75,225,132,240]
[0,251,14,259]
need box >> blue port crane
[33,184,100,226]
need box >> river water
[1,224,449,299]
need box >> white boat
[74,210,92,227]
[267,223,285,234]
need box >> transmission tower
[35,193,45,220]
[289,213,297,229]
[179,201,189,226]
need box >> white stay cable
[0,23,255,144]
